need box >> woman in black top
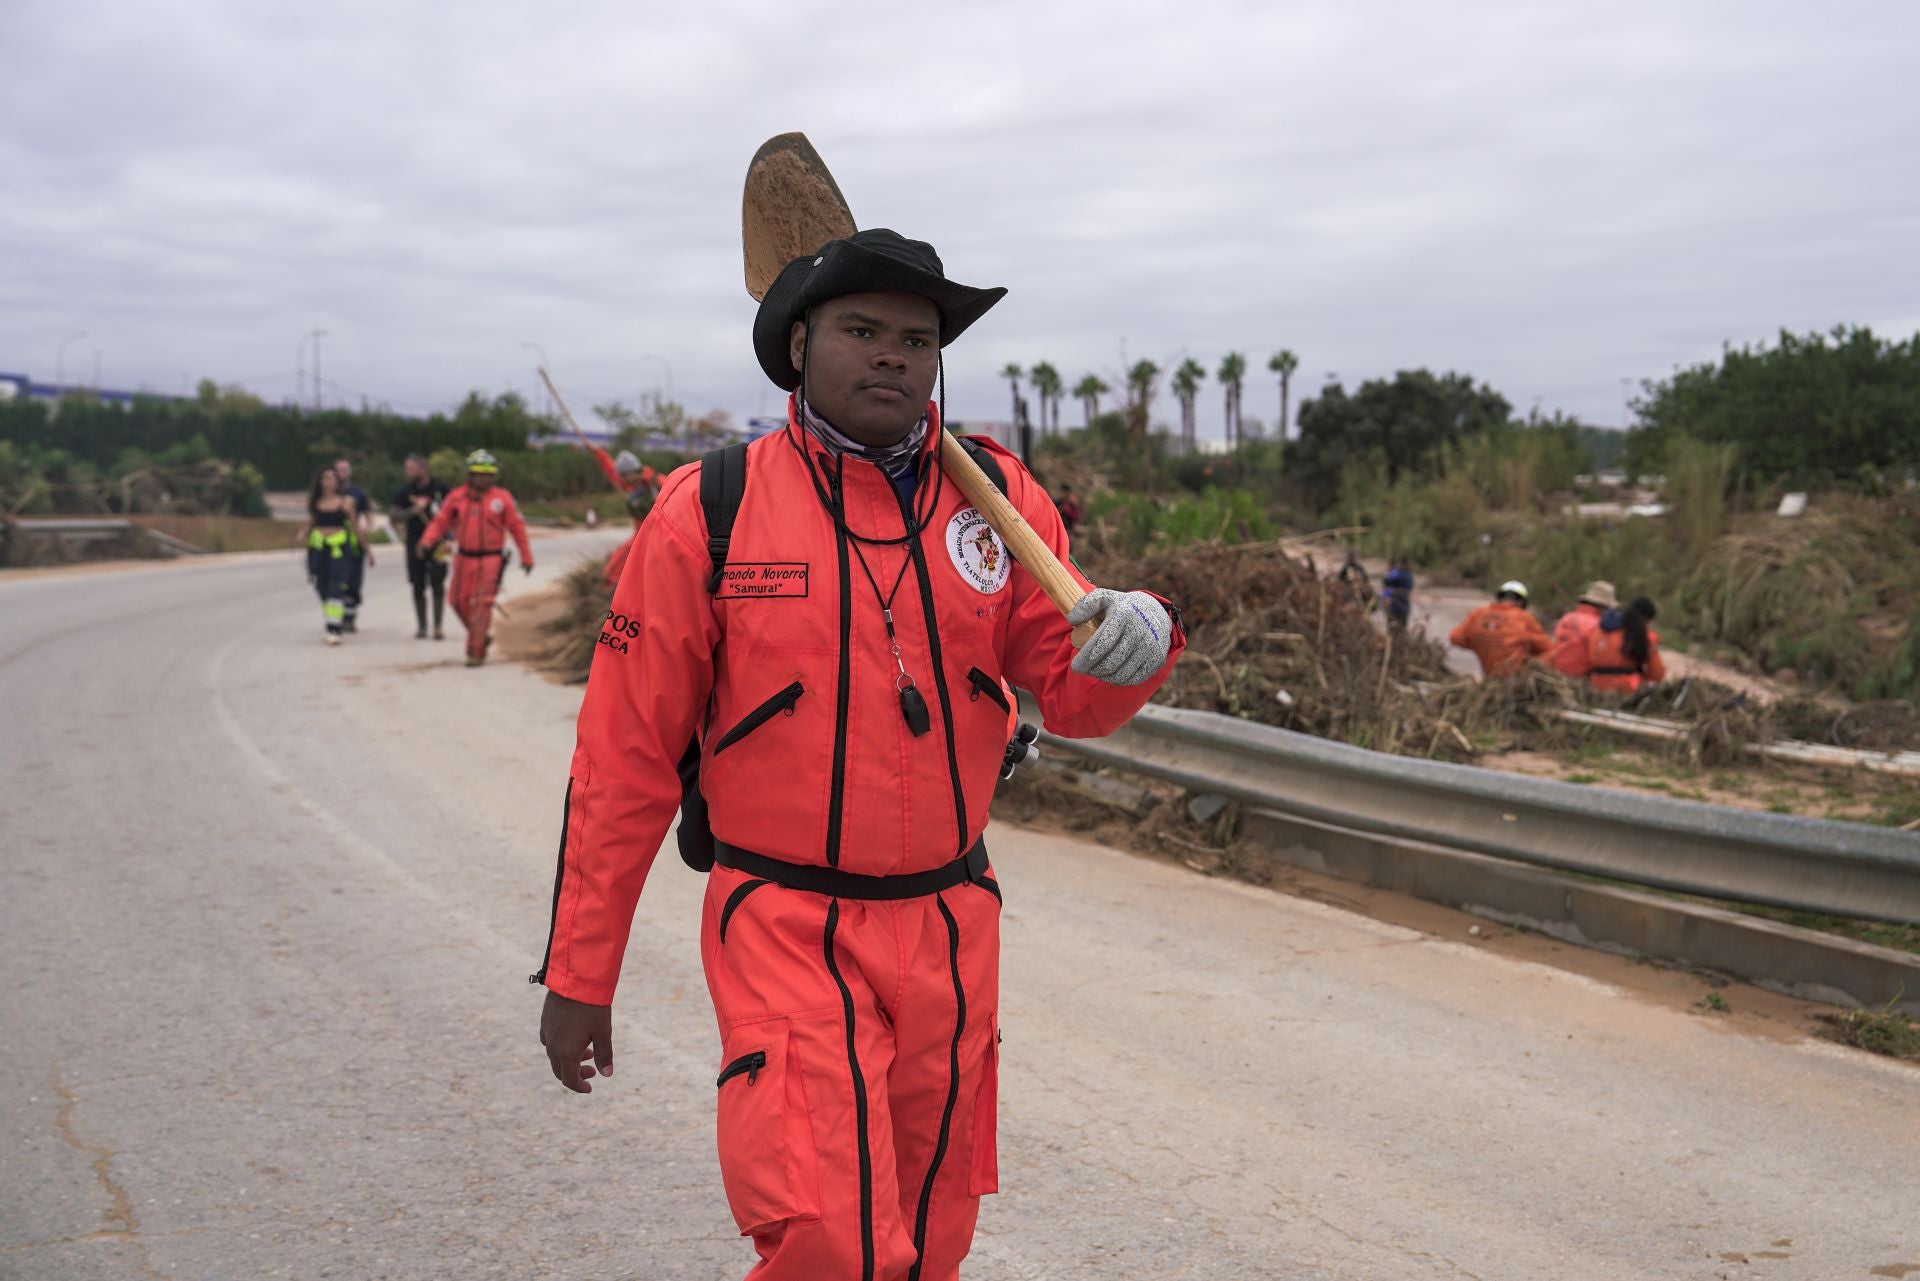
[294,466,373,644]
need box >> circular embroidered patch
[946,507,1010,594]
[489,498,504,514]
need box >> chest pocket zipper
[965,667,1011,715]
[713,682,805,755]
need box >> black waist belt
[713,839,988,900]
[1590,664,1640,676]
[458,547,502,556]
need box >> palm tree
[1028,361,1063,436]
[1000,362,1023,429]
[1172,357,1206,454]
[1268,349,1299,441]
[1125,360,1159,437]
[1217,352,1247,449]
[1073,373,1109,426]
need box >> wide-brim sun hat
[752,228,1008,391]
[1579,580,1619,609]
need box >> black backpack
[674,437,1008,871]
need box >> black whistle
[900,686,932,737]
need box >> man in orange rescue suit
[533,229,1185,1280]
[1450,578,1551,677]
[416,449,533,667]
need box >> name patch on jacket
[717,562,810,599]
[946,508,1011,594]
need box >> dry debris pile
[1080,540,1572,760]
[540,556,615,684]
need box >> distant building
[0,371,188,409]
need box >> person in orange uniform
[1550,580,1617,678]
[1587,596,1667,694]
[568,410,662,588]
[416,449,534,667]
[533,229,1185,1281]
[597,449,660,589]
[1450,579,1551,677]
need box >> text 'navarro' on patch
[716,562,810,599]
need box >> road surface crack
[52,1071,165,1279]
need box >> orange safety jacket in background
[418,483,533,563]
[1550,603,1605,678]
[590,445,661,530]
[589,445,661,588]
[1587,623,1667,693]
[1449,600,1551,677]
[536,409,1185,1006]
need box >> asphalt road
[4,540,1917,1281]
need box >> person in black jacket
[389,454,451,639]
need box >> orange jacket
[1587,623,1666,693]
[1550,603,1605,678]
[538,406,1185,1004]
[1450,601,1551,677]
[419,483,533,563]
[590,446,660,530]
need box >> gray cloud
[4,0,1915,438]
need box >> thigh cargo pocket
[715,1018,821,1234]
[967,1012,999,1196]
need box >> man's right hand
[540,990,614,1093]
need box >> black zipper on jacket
[718,878,773,944]
[825,469,853,868]
[824,901,875,1281]
[896,485,969,851]
[715,1050,767,1089]
[907,894,967,1281]
[965,667,1010,715]
[528,777,573,985]
[712,682,804,755]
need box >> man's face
[334,459,353,482]
[789,291,940,446]
[404,458,426,483]
[469,471,495,492]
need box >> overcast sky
[5,0,1915,441]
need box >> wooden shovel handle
[938,431,1099,649]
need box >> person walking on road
[1450,579,1551,677]
[416,450,533,667]
[331,457,374,633]
[1587,596,1667,694]
[1380,559,1414,633]
[294,464,372,645]
[1549,580,1616,679]
[532,228,1185,1281]
[564,409,661,589]
[389,454,451,640]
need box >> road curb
[1240,806,1920,1016]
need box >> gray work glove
[1069,589,1173,686]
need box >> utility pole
[55,330,88,397]
[311,329,328,412]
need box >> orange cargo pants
[448,552,505,661]
[700,863,1002,1281]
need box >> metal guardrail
[1024,698,1920,926]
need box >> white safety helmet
[614,449,642,476]
[1498,579,1530,604]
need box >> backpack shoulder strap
[958,434,1009,495]
[699,442,750,593]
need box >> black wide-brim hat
[753,228,1007,391]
